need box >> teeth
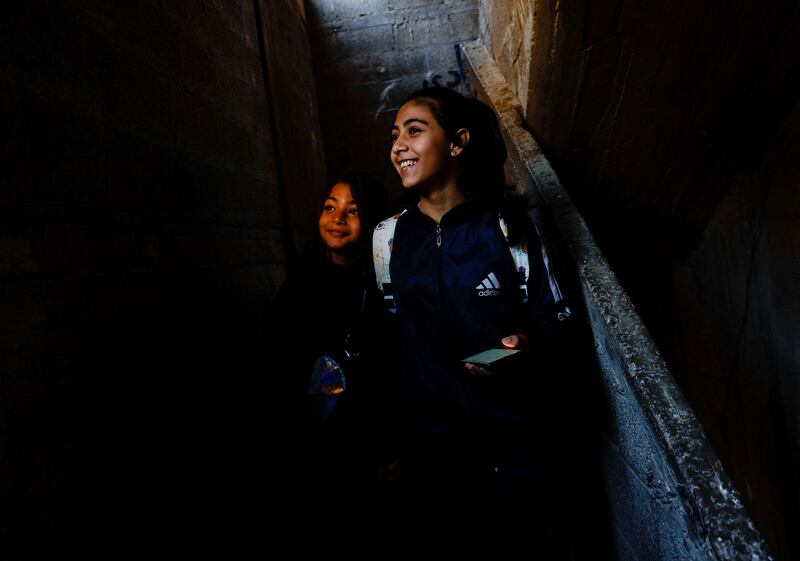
[400,160,416,169]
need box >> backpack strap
[372,210,406,313]
[501,214,569,319]
[498,213,530,304]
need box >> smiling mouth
[399,159,417,171]
[327,230,349,238]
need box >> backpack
[372,210,531,314]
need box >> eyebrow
[392,117,429,130]
[325,196,356,205]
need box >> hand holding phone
[463,334,528,376]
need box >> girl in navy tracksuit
[376,87,571,546]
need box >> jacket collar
[405,195,497,228]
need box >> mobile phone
[461,348,520,366]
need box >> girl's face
[390,101,456,192]
[318,182,362,264]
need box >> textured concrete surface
[463,39,773,561]
[478,0,534,114]
[305,0,478,199]
[258,0,327,254]
[0,1,324,556]
[476,4,800,558]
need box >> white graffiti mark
[375,80,397,119]
[422,69,462,89]
[446,70,461,87]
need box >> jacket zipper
[435,223,442,306]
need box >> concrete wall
[260,0,327,253]
[0,1,323,555]
[669,108,800,560]
[479,2,800,558]
[463,40,772,561]
[305,0,479,205]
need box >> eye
[409,127,421,135]
[348,208,359,216]
[323,204,335,212]
[390,132,399,142]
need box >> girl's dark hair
[311,171,387,264]
[330,171,388,235]
[404,87,530,242]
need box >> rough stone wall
[479,0,534,116]
[479,1,800,558]
[259,0,327,253]
[480,0,585,154]
[464,40,773,561]
[667,107,800,561]
[0,1,323,555]
[305,0,479,204]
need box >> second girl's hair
[327,171,388,235]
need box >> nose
[392,137,406,155]
[332,209,347,224]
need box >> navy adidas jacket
[381,198,569,435]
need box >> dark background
[2,0,798,558]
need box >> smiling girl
[375,87,572,548]
[271,172,397,507]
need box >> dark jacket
[270,251,398,492]
[385,198,570,436]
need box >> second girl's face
[318,182,362,262]
[390,101,455,192]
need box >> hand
[464,334,529,377]
[501,334,526,351]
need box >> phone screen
[461,348,520,366]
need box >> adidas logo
[476,272,501,296]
